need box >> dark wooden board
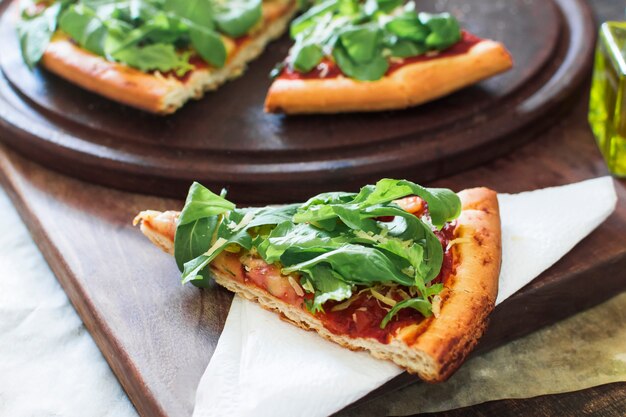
[1,93,626,417]
[0,0,595,202]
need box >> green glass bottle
[589,22,626,176]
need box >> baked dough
[134,187,501,382]
[264,40,513,114]
[40,0,297,114]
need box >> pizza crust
[409,187,501,380]
[135,187,501,382]
[40,0,297,114]
[264,40,513,114]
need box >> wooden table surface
[0,0,623,416]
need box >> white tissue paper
[193,177,617,417]
[0,188,136,417]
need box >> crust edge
[265,40,513,114]
[40,3,297,114]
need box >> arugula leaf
[174,178,460,323]
[351,179,461,228]
[17,1,64,68]
[296,179,461,230]
[338,24,382,64]
[189,26,227,68]
[384,11,429,42]
[282,244,415,287]
[213,0,262,38]
[178,194,299,286]
[419,12,461,50]
[385,38,426,58]
[59,4,108,55]
[332,43,388,81]
[292,43,324,72]
[112,43,193,73]
[174,217,218,287]
[257,222,349,263]
[178,182,235,226]
[181,209,254,284]
[380,297,432,328]
[163,0,214,28]
[289,0,338,38]
[18,0,261,72]
[304,265,353,313]
[373,0,403,13]
[174,217,217,271]
[283,0,464,81]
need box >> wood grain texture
[0,0,624,416]
[0,0,595,202]
[1,96,625,417]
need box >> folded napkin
[193,177,617,417]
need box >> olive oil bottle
[589,22,626,176]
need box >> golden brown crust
[407,187,501,381]
[264,40,513,114]
[42,32,183,113]
[40,1,296,114]
[135,187,501,382]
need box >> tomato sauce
[219,197,457,345]
[319,290,426,343]
[317,203,457,343]
[278,31,483,81]
[387,31,482,75]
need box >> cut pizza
[16,0,512,115]
[134,179,501,381]
[16,0,297,114]
[265,0,513,113]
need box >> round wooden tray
[0,0,594,202]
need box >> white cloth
[0,187,137,417]
[193,177,618,417]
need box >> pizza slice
[265,0,513,114]
[134,179,501,381]
[16,0,297,114]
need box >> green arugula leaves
[17,1,65,68]
[18,0,263,73]
[174,179,461,328]
[213,0,262,38]
[284,0,463,81]
[59,4,108,55]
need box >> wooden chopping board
[1,98,625,417]
[0,0,595,202]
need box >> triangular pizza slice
[17,0,297,113]
[265,0,513,114]
[134,179,501,381]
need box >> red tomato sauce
[319,290,427,343]
[278,31,483,81]
[220,199,457,345]
[316,223,456,343]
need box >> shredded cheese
[203,237,228,258]
[301,280,314,294]
[396,288,411,301]
[331,297,357,312]
[230,211,256,232]
[370,288,397,307]
[431,295,442,318]
[287,276,305,297]
[446,237,472,250]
